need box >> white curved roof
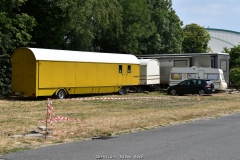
[14,48,140,64]
[138,59,160,66]
[205,28,240,52]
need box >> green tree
[145,0,183,54]
[0,0,36,55]
[95,0,183,55]
[94,0,155,55]
[117,0,156,55]
[0,0,35,96]
[223,45,240,85]
[229,68,240,85]
[0,54,11,96]
[22,0,122,51]
[21,0,184,55]
[223,45,240,69]
[22,0,75,49]
[182,23,211,53]
[71,0,123,51]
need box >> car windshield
[179,80,190,86]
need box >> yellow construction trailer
[11,48,140,98]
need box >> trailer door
[198,70,204,79]
[12,49,36,96]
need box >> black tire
[118,87,126,95]
[136,87,143,93]
[170,89,177,96]
[198,89,205,95]
[56,89,66,99]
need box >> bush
[0,54,11,97]
[229,67,240,86]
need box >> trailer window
[119,65,122,73]
[220,60,227,72]
[171,73,182,80]
[207,74,218,80]
[211,56,216,68]
[127,65,131,73]
[174,60,187,67]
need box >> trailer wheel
[136,87,144,93]
[170,89,177,96]
[118,87,126,95]
[198,89,205,95]
[56,89,66,99]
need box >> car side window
[190,80,197,85]
[181,81,190,86]
[201,80,206,84]
[197,80,201,84]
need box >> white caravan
[169,66,227,91]
[139,59,160,85]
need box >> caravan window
[207,74,218,80]
[211,56,215,68]
[171,73,182,80]
[174,60,187,67]
[220,60,227,72]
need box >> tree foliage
[93,0,183,55]
[223,45,240,69]
[182,23,211,53]
[72,0,123,51]
[110,0,156,54]
[22,0,122,51]
[229,68,240,85]
[145,0,183,54]
[0,0,36,55]
[223,45,240,85]
[0,0,35,96]
[10,0,183,55]
[0,0,186,96]
[0,54,11,96]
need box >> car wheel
[56,89,66,99]
[198,89,205,95]
[170,89,177,96]
[118,87,126,95]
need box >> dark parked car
[167,79,215,96]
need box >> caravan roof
[137,53,229,59]
[12,47,140,64]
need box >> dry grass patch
[1,91,240,154]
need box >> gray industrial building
[205,28,240,53]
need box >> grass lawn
[0,91,240,154]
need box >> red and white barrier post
[45,98,54,141]
[197,95,200,103]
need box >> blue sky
[172,0,240,32]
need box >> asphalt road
[2,114,240,160]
